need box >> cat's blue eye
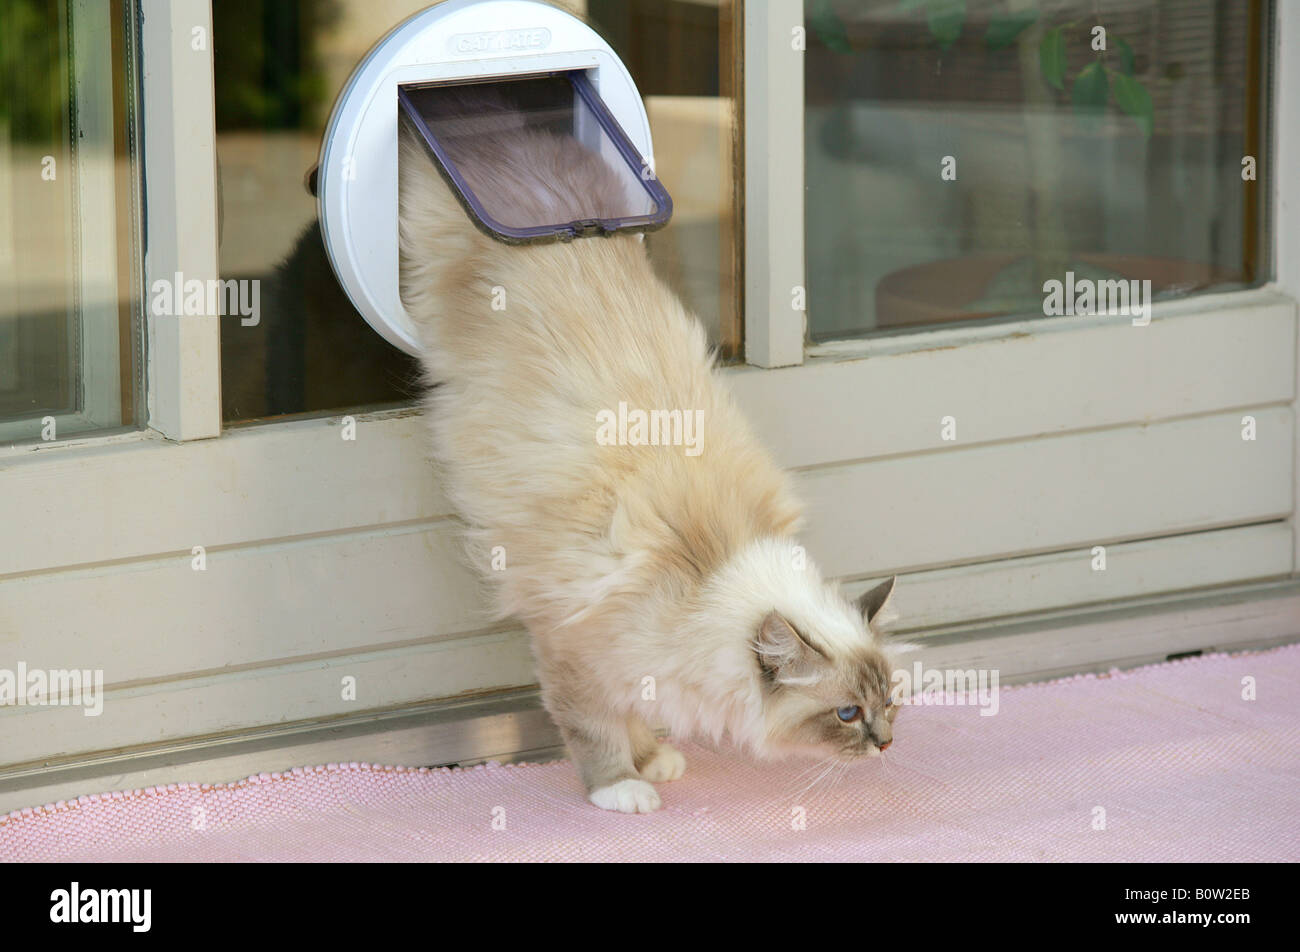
[836,705,862,723]
[885,696,893,707]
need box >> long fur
[398,88,900,810]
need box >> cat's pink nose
[879,741,891,751]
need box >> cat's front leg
[535,660,660,811]
[535,643,665,812]
[559,717,662,814]
[629,716,687,783]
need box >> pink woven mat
[4,645,1298,862]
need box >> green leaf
[985,9,1038,50]
[809,0,852,53]
[1114,36,1135,76]
[1071,60,1109,122]
[926,0,966,52]
[1040,27,1066,90]
[899,0,928,11]
[1112,72,1154,136]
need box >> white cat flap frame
[318,0,658,356]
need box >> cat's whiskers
[788,755,836,786]
[804,761,844,812]
[791,757,839,804]
[828,759,854,801]
[786,755,837,795]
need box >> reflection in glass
[0,0,143,443]
[804,0,1271,340]
[216,0,738,425]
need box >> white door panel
[0,629,537,767]
[4,523,1290,765]
[0,411,448,578]
[846,523,1292,634]
[731,292,1295,469]
[4,312,1296,770]
[800,407,1293,578]
[1,522,488,682]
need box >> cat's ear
[856,576,900,630]
[754,611,823,686]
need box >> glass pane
[804,0,1273,340]
[588,0,741,355]
[0,0,144,443]
[215,0,738,426]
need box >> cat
[398,85,905,812]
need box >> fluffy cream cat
[398,90,903,813]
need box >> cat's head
[749,569,907,762]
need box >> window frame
[129,0,1300,432]
[742,0,805,368]
[140,0,220,442]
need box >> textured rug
[3,645,1298,862]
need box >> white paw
[638,744,687,782]
[589,778,662,814]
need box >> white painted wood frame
[742,0,805,368]
[140,0,221,442]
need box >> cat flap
[397,71,673,244]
